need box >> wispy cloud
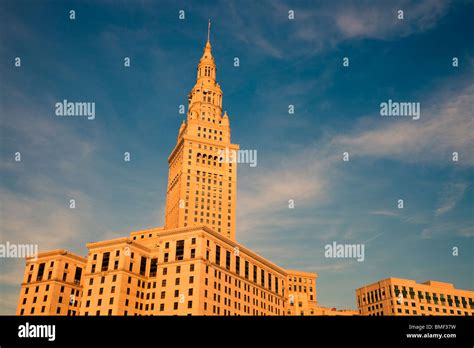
[238,82,473,237]
[435,182,469,216]
[334,0,450,40]
[193,0,451,60]
[421,222,474,239]
[332,84,474,166]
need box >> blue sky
[0,0,473,314]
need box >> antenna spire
[207,19,211,43]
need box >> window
[74,267,82,284]
[253,265,257,283]
[226,251,231,270]
[176,240,185,261]
[36,263,45,281]
[236,256,240,275]
[190,249,196,259]
[150,258,158,277]
[164,253,169,262]
[216,245,221,265]
[261,270,265,287]
[140,256,147,276]
[101,252,110,272]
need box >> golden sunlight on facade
[16,250,86,316]
[16,24,327,317]
[356,278,474,316]
[164,21,238,242]
[17,23,471,318]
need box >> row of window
[289,276,313,284]
[360,285,474,309]
[27,261,82,285]
[197,127,223,135]
[288,285,314,294]
[20,306,78,316]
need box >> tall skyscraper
[164,21,238,241]
[17,24,332,317]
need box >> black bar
[0,316,473,346]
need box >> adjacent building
[356,277,474,316]
[16,250,86,316]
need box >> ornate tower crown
[164,21,239,241]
